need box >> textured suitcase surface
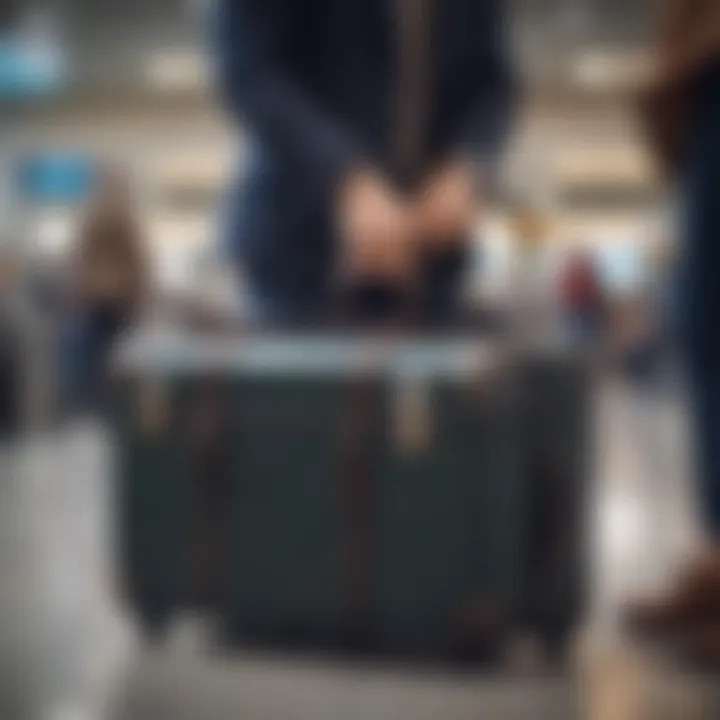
[376,344,524,658]
[222,340,524,656]
[113,334,237,632]
[112,332,590,660]
[113,376,194,629]
[225,341,388,647]
[519,349,592,644]
[114,335,392,644]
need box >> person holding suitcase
[209,0,516,326]
[627,0,720,665]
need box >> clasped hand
[337,163,477,282]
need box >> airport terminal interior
[2,0,720,718]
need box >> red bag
[560,256,601,314]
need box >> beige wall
[11,93,660,294]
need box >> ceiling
[7,0,657,146]
[17,0,654,53]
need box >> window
[16,155,97,206]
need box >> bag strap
[338,355,384,646]
[189,376,232,613]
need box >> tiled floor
[0,377,717,719]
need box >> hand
[413,163,478,248]
[336,170,413,280]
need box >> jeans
[681,80,720,537]
[61,307,129,415]
[565,311,600,349]
[681,206,720,537]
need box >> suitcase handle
[332,273,421,330]
[333,240,474,332]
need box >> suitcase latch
[137,377,170,437]
[393,375,433,458]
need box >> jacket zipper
[393,0,433,188]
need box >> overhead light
[555,146,653,184]
[35,212,72,256]
[151,150,231,187]
[145,50,208,91]
[574,52,613,87]
[573,50,652,90]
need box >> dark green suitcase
[376,343,524,658]
[113,376,191,632]
[113,335,392,642]
[222,338,525,658]
[112,333,589,660]
[224,339,390,648]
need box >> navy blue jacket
[210,0,516,310]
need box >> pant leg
[0,326,20,438]
[681,276,720,538]
[566,311,595,349]
[61,310,121,415]
[240,288,327,329]
[686,368,720,536]
[61,315,97,414]
[680,144,720,538]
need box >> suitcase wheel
[136,604,172,645]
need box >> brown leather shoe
[679,623,720,671]
[625,553,720,639]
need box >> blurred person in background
[615,293,662,386]
[0,248,22,438]
[209,0,516,326]
[0,246,20,321]
[62,169,148,415]
[628,0,720,664]
[558,248,606,348]
[634,240,681,387]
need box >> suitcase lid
[390,340,504,380]
[114,328,506,379]
[114,329,394,376]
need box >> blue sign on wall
[0,36,65,98]
[17,155,96,204]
